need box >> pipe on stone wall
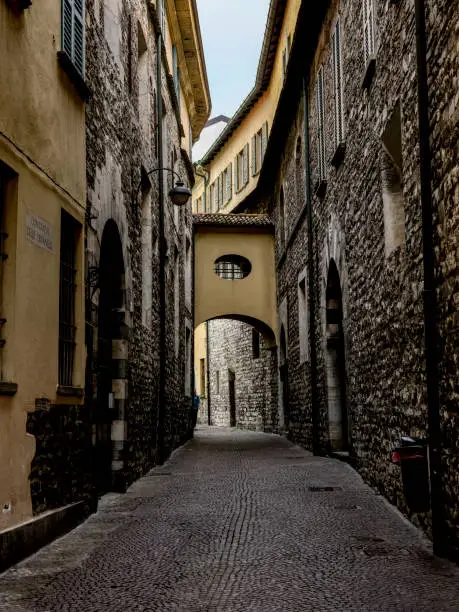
[303,76,320,455]
[414,0,446,558]
[156,29,166,464]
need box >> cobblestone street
[1,427,459,611]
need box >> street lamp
[135,166,191,465]
[136,167,192,206]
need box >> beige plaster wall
[0,1,86,529]
[194,229,277,346]
[194,323,207,398]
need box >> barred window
[59,210,78,386]
[214,255,252,280]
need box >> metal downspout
[156,30,166,464]
[303,76,320,455]
[414,0,446,557]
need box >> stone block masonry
[208,320,278,432]
[240,0,459,556]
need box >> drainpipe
[414,0,446,557]
[156,25,166,464]
[303,76,320,455]
[195,166,209,213]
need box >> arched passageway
[96,220,129,493]
[325,259,349,451]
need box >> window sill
[361,57,376,91]
[330,142,346,168]
[314,179,327,199]
[57,51,92,102]
[56,385,84,398]
[0,382,18,396]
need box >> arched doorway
[96,220,126,493]
[325,259,349,451]
[279,324,289,430]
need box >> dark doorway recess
[325,259,349,451]
[279,325,289,429]
[228,369,236,427]
[96,220,125,494]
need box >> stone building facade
[84,0,209,495]
[207,320,277,431]
[241,0,458,557]
[202,0,458,558]
[2,0,210,548]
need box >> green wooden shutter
[251,135,257,176]
[227,163,232,201]
[244,144,249,185]
[62,0,85,76]
[234,156,238,191]
[262,122,268,161]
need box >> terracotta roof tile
[192,214,273,228]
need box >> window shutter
[244,144,249,185]
[214,182,218,211]
[234,156,238,191]
[333,19,344,147]
[316,67,326,181]
[251,135,257,175]
[227,164,232,201]
[62,0,85,77]
[262,121,268,161]
[363,0,375,66]
[218,172,224,208]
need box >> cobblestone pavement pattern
[1,427,459,611]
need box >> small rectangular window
[59,210,79,386]
[62,0,85,77]
[316,66,326,182]
[216,370,220,394]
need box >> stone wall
[207,320,278,432]
[248,0,458,551]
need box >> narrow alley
[1,428,458,612]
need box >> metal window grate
[214,255,252,280]
[59,211,77,386]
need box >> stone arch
[96,219,130,493]
[321,214,350,451]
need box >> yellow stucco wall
[0,1,86,529]
[194,323,207,398]
[192,0,301,212]
[194,228,277,347]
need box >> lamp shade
[169,181,192,207]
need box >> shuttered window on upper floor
[62,0,85,77]
[316,66,326,182]
[363,0,376,66]
[226,163,232,203]
[332,18,345,148]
